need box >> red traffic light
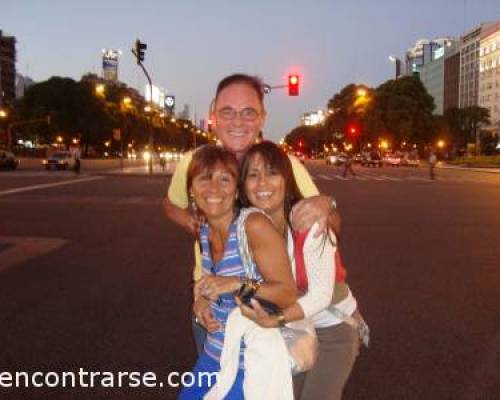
[347,123,360,139]
[288,74,299,96]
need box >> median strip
[0,177,103,197]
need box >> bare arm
[246,213,298,309]
[291,195,341,237]
[163,196,200,236]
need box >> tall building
[0,30,16,107]
[405,38,454,76]
[458,24,496,108]
[16,73,35,99]
[443,44,461,112]
[420,40,459,115]
[478,20,500,133]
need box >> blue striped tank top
[200,214,262,367]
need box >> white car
[383,153,401,167]
[43,152,76,170]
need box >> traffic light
[347,123,360,139]
[288,74,299,96]
[135,39,147,64]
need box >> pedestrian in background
[342,154,356,178]
[429,150,437,180]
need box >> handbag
[235,208,319,375]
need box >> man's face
[212,83,266,160]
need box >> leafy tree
[367,76,435,146]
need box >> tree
[367,76,435,146]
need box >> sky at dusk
[2,0,499,141]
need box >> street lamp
[0,109,7,119]
[122,96,132,107]
[437,140,445,149]
[95,84,105,96]
[356,88,367,97]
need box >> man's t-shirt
[167,149,320,280]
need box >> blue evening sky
[2,0,499,141]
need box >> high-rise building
[16,73,35,99]
[478,20,500,133]
[405,38,454,76]
[0,30,16,107]
[420,40,459,115]
[458,24,494,108]
[443,44,461,112]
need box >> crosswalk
[311,172,485,183]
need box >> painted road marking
[0,176,103,197]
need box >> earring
[190,195,197,212]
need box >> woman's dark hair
[187,145,239,195]
[239,141,303,228]
[215,73,265,106]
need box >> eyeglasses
[216,107,260,121]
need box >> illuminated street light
[0,109,8,118]
[170,117,176,123]
[56,136,63,143]
[356,88,367,97]
[437,140,445,149]
[144,105,152,113]
[72,138,79,144]
[122,96,132,106]
[379,139,389,150]
[95,84,105,96]
[104,141,111,147]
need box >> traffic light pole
[131,48,154,175]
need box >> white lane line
[318,174,333,181]
[0,176,103,197]
[354,175,369,181]
[378,175,402,181]
[333,175,349,180]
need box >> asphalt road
[0,163,499,399]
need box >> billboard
[102,49,120,81]
[145,84,166,109]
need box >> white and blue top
[200,212,263,369]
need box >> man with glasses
[163,73,340,352]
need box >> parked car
[43,151,76,170]
[383,153,402,167]
[326,153,347,166]
[0,150,19,170]
[401,152,420,167]
[361,151,383,167]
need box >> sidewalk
[439,162,500,174]
[98,161,177,177]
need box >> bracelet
[239,278,261,293]
[329,197,337,214]
[276,311,287,327]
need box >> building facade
[443,45,461,112]
[478,21,500,132]
[0,30,16,107]
[459,26,483,108]
[405,38,454,76]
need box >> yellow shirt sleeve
[167,150,194,208]
[288,155,320,198]
[166,150,203,281]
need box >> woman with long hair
[238,141,365,400]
